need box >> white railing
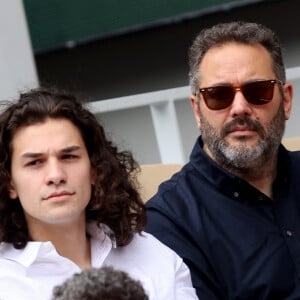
[89,66,300,163]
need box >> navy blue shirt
[146,137,300,300]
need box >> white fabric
[0,223,197,300]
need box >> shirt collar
[0,222,116,268]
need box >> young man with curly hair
[0,88,197,300]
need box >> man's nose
[229,90,252,117]
[45,161,67,185]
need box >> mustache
[221,117,265,138]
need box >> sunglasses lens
[201,86,234,110]
[199,80,277,110]
[243,81,275,105]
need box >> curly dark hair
[52,266,149,300]
[188,21,286,94]
[0,87,146,249]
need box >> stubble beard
[199,102,286,176]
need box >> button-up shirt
[0,223,197,300]
[146,136,300,299]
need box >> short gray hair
[188,21,286,94]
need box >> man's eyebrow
[21,146,82,158]
[21,152,43,159]
[60,145,81,153]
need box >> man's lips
[226,127,257,139]
[43,191,75,200]
[227,126,255,134]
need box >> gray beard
[200,102,285,174]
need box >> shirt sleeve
[174,258,199,299]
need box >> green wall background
[23,0,247,52]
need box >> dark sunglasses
[197,79,282,110]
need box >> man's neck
[27,218,91,269]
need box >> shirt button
[233,192,239,197]
[286,230,293,237]
[43,243,52,251]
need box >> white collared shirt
[0,223,197,300]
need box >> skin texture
[9,118,94,249]
[190,42,293,196]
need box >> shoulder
[107,233,197,299]
[124,232,184,263]
[146,162,196,207]
[285,150,300,182]
[288,149,300,160]
[279,147,300,176]
[107,232,187,276]
[108,232,186,274]
[146,162,203,227]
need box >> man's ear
[190,94,201,129]
[282,82,293,120]
[9,182,18,199]
[90,169,96,185]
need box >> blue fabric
[146,136,300,300]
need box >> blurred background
[1,0,299,163]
